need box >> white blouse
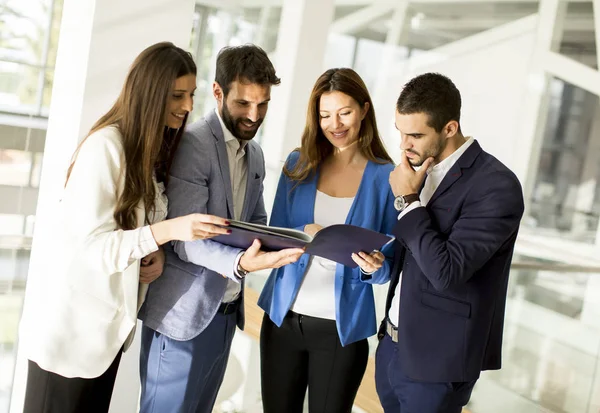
[20,125,166,378]
[290,190,354,320]
[152,180,168,224]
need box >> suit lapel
[427,140,482,206]
[206,111,235,219]
[427,163,463,205]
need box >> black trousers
[23,352,122,413]
[260,311,369,413]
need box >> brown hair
[215,44,280,96]
[397,72,462,133]
[285,68,392,182]
[66,42,196,230]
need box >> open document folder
[212,220,395,268]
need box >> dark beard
[409,134,446,166]
[221,102,262,141]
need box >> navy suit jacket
[380,140,524,382]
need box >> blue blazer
[258,151,397,346]
[380,141,525,382]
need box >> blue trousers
[139,312,237,413]
[375,334,477,413]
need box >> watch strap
[237,263,249,277]
[402,193,419,204]
[234,251,248,277]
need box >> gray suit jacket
[139,111,267,340]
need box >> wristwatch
[235,252,249,277]
[236,262,249,277]
[393,193,419,212]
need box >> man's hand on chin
[389,151,433,197]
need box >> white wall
[374,19,537,181]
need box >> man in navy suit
[376,73,525,413]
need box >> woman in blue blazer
[258,68,397,413]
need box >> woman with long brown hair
[258,68,397,412]
[19,42,229,413]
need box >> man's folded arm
[392,173,524,291]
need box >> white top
[291,190,354,320]
[388,137,474,326]
[215,109,248,303]
[20,125,166,378]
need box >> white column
[592,0,600,249]
[372,1,410,163]
[514,0,566,200]
[261,0,336,172]
[9,0,195,412]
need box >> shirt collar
[215,108,249,151]
[428,136,474,176]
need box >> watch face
[394,196,406,211]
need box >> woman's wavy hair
[66,42,196,230]
[284,68,392,182]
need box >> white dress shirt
[215,109,248,303]
[388,137,474,326]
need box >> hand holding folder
[212,220,394,268]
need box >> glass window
[0,215,25,237]
[0,150,33,186]
[353,38,384,93]
[324,33,357,69]
[0,0,63,116]
[528,78,600,243]
[0,0,51,65]
[0,1,63,410]
[189,5,269,123]
[0,63,42,113]
[188,4,281,148]
[30,153,44,188]
[560,2,596,70]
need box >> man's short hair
[215,44,281,96]
[396,73,461,133]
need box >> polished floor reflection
[2,258,600,413]
[214,316,600,413]
[481,321,599,413]
[470,263,600,413]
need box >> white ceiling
[197,0,597,66]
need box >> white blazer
[19,126,166,378]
